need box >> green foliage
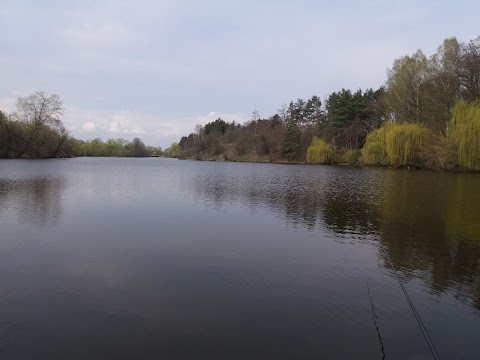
[386,50,429,124]
[305,95,322,124]
[105,139,130,157]
[283,123,301,161]
[179,136,188,148]
[306,137,333,164]
[362,127,388,165]
[0,111,8,156]
[282,96,323,129]
[362,123,427,166]
[426,37,461,130]
[450,101,480,169]
[73,137,157,157]
[286,99,306,126]
[3,34,478,170]
[324,87,386,149]
[343,149,361,164]
[204,118,229,135]
[164,142,182,158]
[385,36,480,132]
[384,123,426,166]
[327,89,365,128]
[0,92,70,158]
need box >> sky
[1,0,479,147]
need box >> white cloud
[109,112,145,134]
[62,104,250,147]
[82,122,96,132]
[62,105,181,146]
[192,111,250,126]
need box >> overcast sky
[1,0,479,147]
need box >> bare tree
[194,124,204,138]
[13,91,65,157]
[14,91,64,127]
[459,36,480,102]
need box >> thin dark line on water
[380,247,441,360]
[367,280,386,360]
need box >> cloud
[192,111,250,126]
[2,0,480,149]
[82,122,96,132]
[63,104,250,147]
[108,112,146,134]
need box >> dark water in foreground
[0,158,479,360]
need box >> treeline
[0,93,71,159]
[2,35,479,169]
[70,138,162,157]
[0,91,169,159]
[177,89,383,163]
[176,35,480,171]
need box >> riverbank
[177,153,480,173]
[176,104,480,173]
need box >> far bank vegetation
[1,35,479,171]
[176,35,480,171]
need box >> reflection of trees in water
[446,175,480,242]
[379,170,480,310]
[0,177,65,226]
[190,166,384,233]
[190,167,333,230]
[321,172,382,237]
[189,165,480,310]
[442,174,480,309]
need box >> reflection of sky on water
[0,158,479,359]
[0,176,65,227]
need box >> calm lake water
[0,158,479,359]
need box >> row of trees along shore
[177,36,480,171]
[0,91,180,159]
[1,35,479,171]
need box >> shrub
[450,102,480,170]
[306,137,333,164]
[343,149,361,164]
[362,122,427,166]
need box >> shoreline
[177,157,480,174]
[2,156,479,174]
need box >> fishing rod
[367,280,386,360]
[380,247,441,360]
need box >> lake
[0,158,479,359]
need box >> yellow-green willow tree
[450,102,480,170]
[362,127,388,165]
[362,123,427,166]
[306,137,333,164]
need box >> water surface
[0,158,479,359]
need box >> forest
[1,35,479,171]
[177,35,480,171]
